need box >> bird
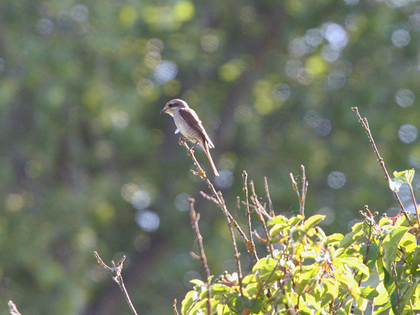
[160,99,220,176]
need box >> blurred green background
[1,0,420,314]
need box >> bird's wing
[178,108,208,142]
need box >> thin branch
[94,251,138,315]
[8,301,22,315]
[243,171,259,262]
[351,107,413,227]
[408,182,420,229]
[250,180,275,257]
[223,201,245,304]
[189,198,212,315]
[290,165,308,218]
[264,177,275,217]
[173,299,180,315]
[180,140,258,261]
[233,196,241,219]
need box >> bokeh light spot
[272,83,291,102]
[112,111,129,129]
[395,89,415,108]
[392,29,410,48]
[173,1,195,22]
[398,124,418,144]
[119,5,138,28]
[201,35,219,52]
[6,193,24,212]
[154,60,178,85]
[131,190,152,210]
[214,170,234,189]
[135,210,160,232]
[305,28,323,47]
[321,45,340,62]
[322,22,348,51]
[70,5,89,22]
[327,171,346,189]
[304,111,332,137]
[36,18,54,36]
[175,193,191,212]
[327,70,347,89]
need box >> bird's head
[160,99,188,116]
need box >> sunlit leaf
[301,214,325,230]
[382,226,410,272]
[388,169,415,192]
[339,230,364,249]
[360,286,379,301]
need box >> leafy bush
[178,110,420,315]
[181,210,420,314]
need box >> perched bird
[160,99,220,176]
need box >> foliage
[181,196,420,315]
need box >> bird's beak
[160,107,167,114]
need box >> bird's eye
[168,103,174,107]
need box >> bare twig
[233,196,241,219]
[243,171,259,262]
[188,198,212,315]
[407,182,420,229]
[264,177,275,217]
[250,180,275,257]
[94,251,138,315]
[290,165,308,217]
[351,107,413,227]
[8,301,22,315]
[180,140,258,261]
[173,299,180,315]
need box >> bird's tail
[203,141,219,177]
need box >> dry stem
[93,251,138,315]
[188,198,212,315]
[351,107,413,226]
[180,140,258,261]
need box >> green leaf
[320,278,339,307]
[333,257,369,279]
[267,215,290,226]
[361,242,379,271]
[335,271,360,300]
[210,283,230,295]
[374,281,391,306]
[382,226,410,272]
[360,286,379,301]
[324,233,344,246]
[190,279,204,286]
[337,299,353,315]
[388,169,415,192]
[339,229,364,249]
[288,215,304,226]
[181,290,195,315]
[269,223,288,238]
[391,278,420,315]
[242,274,257,286]
[252,257,282,282]
[408,247,420,276]
[301,214,325,230]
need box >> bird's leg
[178,137,188,146]
[188,142,199,156]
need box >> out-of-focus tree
[1,0,420,314]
